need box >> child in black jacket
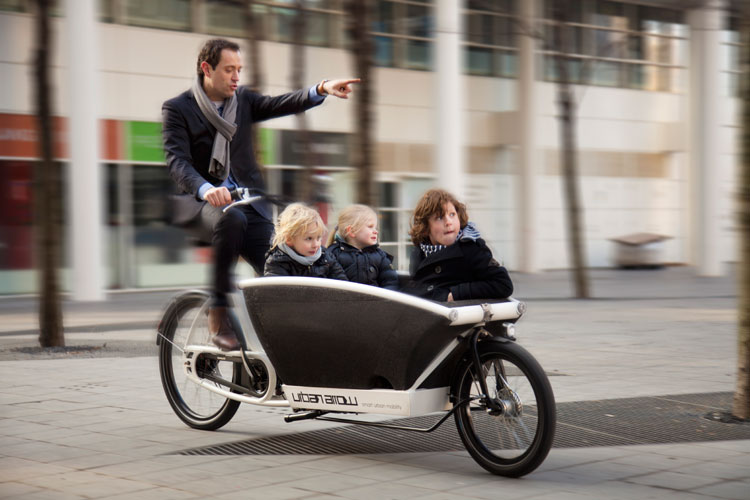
[405,189,513,302]
[326,204,398,290]
[264,203,347,279]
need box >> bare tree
[479,0,591,297]
[33,0,64,347]
[290,0,317,203]
[245,0,267,169]
[734,2,750,420]
[551,0,589,298]
[347,0,375,206]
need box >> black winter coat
[162,86,321,224]
[405,238,513,302]
[326,240,399,290]
[263,247,348,280]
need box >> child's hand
[447,292,454,302]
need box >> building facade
[0,0,742,295]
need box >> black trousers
[187,202,274,307]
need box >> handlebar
[223,187,291,213]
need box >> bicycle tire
[452,340,556,477]
[158,291,240,430]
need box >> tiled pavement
[0,267,748,499]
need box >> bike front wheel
[158,291,240,430]
[452,340,556,477]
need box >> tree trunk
[733,7,750,420]
[245,0,266,170]
[34,0,64,347]
[291,0,316,204]
[348,0,375,206]
[553,1,589,298]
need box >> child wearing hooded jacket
[263,203,347,279]
[404,189,513,302]
[325,204,399,290]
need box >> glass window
[374,36,395,66]
[541,1,686,93]
[0,161,34,272]
[590,1,625,28]
[305,11,331,46]
[406,40,431,70]
[124,0,190,31]
[406,4,430,38]
[204,0,245,38]
[496,50,517,77]
[0,0,28,13]
[373,0,395,33]
[270,6,296,43]
[468,47,492,76]
[494,15,516,48]
[378,181,398,208]
[591,60,621,87]
[466,13,493,45]
[379,211,398,243]
[463,2,518,77]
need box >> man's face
[202,48,241,100]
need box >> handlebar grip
[228,188,243,201]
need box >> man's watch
[318,79,329,96]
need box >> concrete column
[435,0,464,199]
[518,0,539,273]
[67,0,104,300]
[688,0,726,276]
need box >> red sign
[0,113,122,160]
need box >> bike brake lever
[222,195,263,213]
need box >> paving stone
[625,470,721,490]
[0,270,747,498]
[693,480,750,500]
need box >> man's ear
[200,61,212,78]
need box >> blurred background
[0,0,743,298]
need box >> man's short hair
[197,38,240,79]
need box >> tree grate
[175,391,750,456]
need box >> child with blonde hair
[326,204,398,289]
[264,203,347,279]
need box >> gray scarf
[279,242,322,266]
[191,76,238,180]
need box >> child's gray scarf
[420,222,481,258]
[279,242,322,266]
[191,76,237,180]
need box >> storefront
[0,112,428,294]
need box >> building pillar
[435,0,464,198]
[518,0,539,273]
[67,0,104,300]
[689,0,726,276]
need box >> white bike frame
[179,277,526,416]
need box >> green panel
[259,127,276,165]
[127,121,165,163]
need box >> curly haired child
[405,189,512,301]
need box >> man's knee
[215,208,247,234]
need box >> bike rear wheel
[452,340,555,477]
[158,291,240,430]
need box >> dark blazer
[263,247,348,280]
[405,239,513,302]
[326,240,399,289]
[162,85,322,224]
